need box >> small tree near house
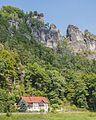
[18,100,28,112]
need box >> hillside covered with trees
[0,6,96,112]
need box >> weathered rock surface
[67,25,96,53]
[8,12,62,50]
[26,15,62,49]
[8,13,96,59]
[40,24,62,49]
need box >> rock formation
[26,15,62,49]
[7,9,96,58]
[67,25,96,53]
[7,11,62,50]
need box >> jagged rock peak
[67,25,84,42]
[26,17,62,49]
[67,25,79,32]
[66,25,96,55]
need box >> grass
[0,112,96,120]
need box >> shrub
[40,109,45,113]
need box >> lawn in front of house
[0,112,96,120]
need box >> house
[18,96,48,112]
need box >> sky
[0,0,96,35]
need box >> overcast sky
[0,0,96,35]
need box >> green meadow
[0,112,96,120]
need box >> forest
[0,6,96,113]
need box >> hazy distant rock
[67,25,96,52]
[67,25,87,52]
[66,25,96,59]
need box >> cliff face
[67,25,96,56]
[67,25,85,52]
[1,6,96,59]
[8,13,62,50]
[26,16,62,49]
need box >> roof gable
[21,96,48,103]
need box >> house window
[39,103,44,107]
[29,103,33,107]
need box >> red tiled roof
[21,96,48,103]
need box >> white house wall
[27,103,48,112]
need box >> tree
[19,100,28,112]
[82,73,96,111]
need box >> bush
[40,109,45,113]
[6,111,12,117]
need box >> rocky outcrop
[26,16,62,49]
[7,11,96,58]
[67,25,96,53]
[8,19,19,36]
[8,12,62,50]
[67,25,86,52]
[84,30,96,51]
[39,24,62,49]
[32,12,44,23]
